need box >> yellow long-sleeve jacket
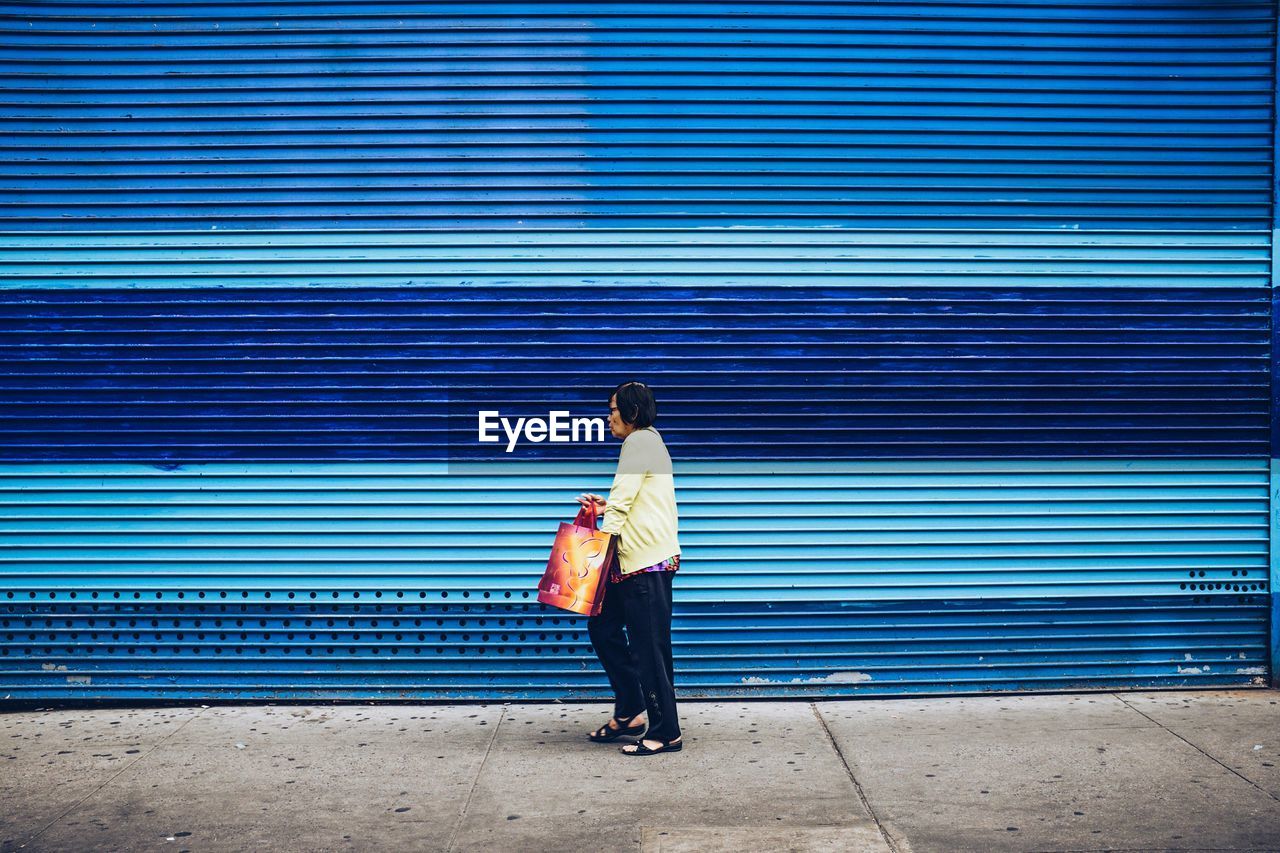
[601,426,681,573]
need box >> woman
[576,380,683,756]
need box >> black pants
[586,569,681,742]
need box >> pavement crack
[17,704,209,850]
[444,705,506,853]
[810,702,902,853]
[1113,693,1280,803]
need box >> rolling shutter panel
[0,1,1272,699]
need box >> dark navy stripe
[0,285,1268,461]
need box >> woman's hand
[576,493,607,510]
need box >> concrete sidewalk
[2,691,1278,853]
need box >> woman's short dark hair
[611,380,656,429]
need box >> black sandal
[620,737,683,756]
[587,712,645,742]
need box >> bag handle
[574,502,602,530]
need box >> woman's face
[608,394,634,440]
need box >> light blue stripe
[0,229,1269,289]
[0,459,1268,603]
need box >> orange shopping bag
[537,503,614,617]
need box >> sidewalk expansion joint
[16,704,209,850]
[444,704,506,853]
[810,702,901,853]
[1113,693,1280,803]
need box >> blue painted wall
[0,0,1274,700]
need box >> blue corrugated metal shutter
[0,1,1273,700]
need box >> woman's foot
[620,736,682,756]
[587,712,647,742]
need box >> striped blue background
[0,0,1274,699]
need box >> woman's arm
[601,433,649,535]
